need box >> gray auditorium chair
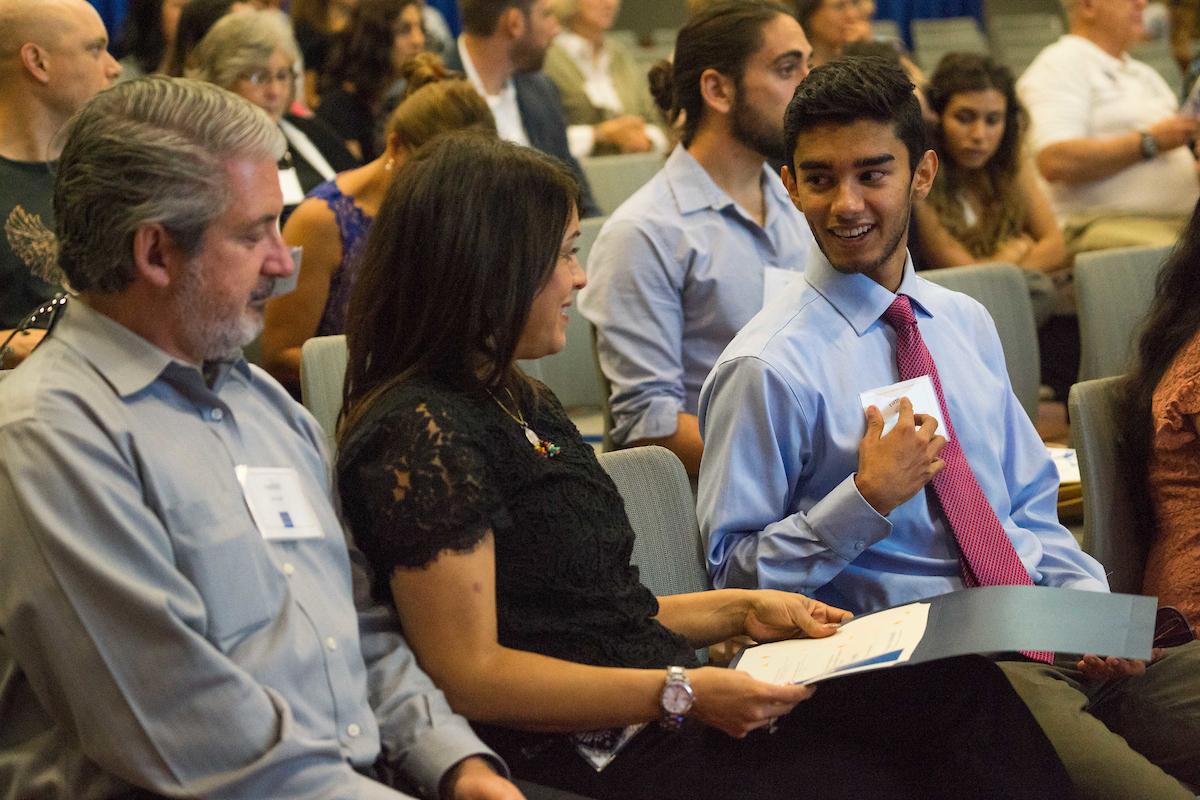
[1075,244,1172,381]
[597,445,709,597]
[911,16,989,69]
[1068,376,1147,594]
[921,261,1041,422]
[299,334,348,452]
[580,152,665,216]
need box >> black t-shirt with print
[0,155,60,329]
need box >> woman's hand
[992,234,1035,265]
[688,666,815,738]
[742,590,853,644]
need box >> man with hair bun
[579,0,815,477]
[0,0,121,367]
[0,76,528,800]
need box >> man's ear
[910,149,938,203]
[500,6,526,40]
[698,67,736,116]
[18,43,51,85]
[780,164,803,211]
[131,223,182,290]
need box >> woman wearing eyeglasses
[187,9,359,218]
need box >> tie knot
[882,294,917,330]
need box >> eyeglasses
[239,66,298,86]
[0,293,68,366]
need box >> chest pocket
[164,499,284,648]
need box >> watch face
[663,682,693,714]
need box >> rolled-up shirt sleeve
[698,355,892,593]
[0,415,414,800]
[580,217,688,445]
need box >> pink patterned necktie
[882,295,1052,663]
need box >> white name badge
[858,375,951,442]
[279,166,306,207]
[762,266,802,308]
[235,465,324,541]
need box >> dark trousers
[504,656,1071,800]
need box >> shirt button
[854,541,865,552]
[282,562,295,576]
[325,637,338,651]
[209,408,224,422]
[346,723,361,737]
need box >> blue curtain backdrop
[876,0,984,47]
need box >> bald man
[0,0,120,368]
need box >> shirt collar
[556,30,603,68]
[457,35,515,99]
[53,299,250,398]
[664,144,793,219]
[803,244,934,336]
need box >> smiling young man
[579,0,814,476]
[697,56,1200,799]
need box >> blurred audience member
[188,9,358,217]
[264,53,495,391]
[291,0,356,103]
[796,0,870,67]
[445,0,599,216]
[317,0,427,162]
[1123,203,1200,639]
[1018,0,1199,253]
[543,0,667,157]
[166,0,253,76]
[1169,0,1198,74]
[115,0,187,79]
[579,0,813,476]
[0,0,120,368]
[916,54,1065,317]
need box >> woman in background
[543,0,667,157]
[262,53,495,391]
[290,0,358,104]
[115,0,188,79]
[1122,204,1200,639]
[332,131,1068,800]
[188,9,358,217]
[317,0,427,161]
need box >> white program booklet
[735,603,930,686]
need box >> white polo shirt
[1018,34,1198,220]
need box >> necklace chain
[489,388,528,427]
[487,386,561,458]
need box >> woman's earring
[385,158,395,172]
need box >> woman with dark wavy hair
[1121,203,1200,638]
[114,0,188,79]
[316,0,426,160]
[915,52,1066,278]
[332,130,1069,800]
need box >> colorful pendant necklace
[489,388,561,458]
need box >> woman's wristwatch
[659,666,694,730]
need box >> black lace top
[336,376,698,675]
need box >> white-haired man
[1018,0,1199,252]
[0,76,528,800]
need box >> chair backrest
[534,215,608,409]
[1075,244,1172,382]
[597,445,709,597]
[300,334,348,452]
[1068,376,1147,594]
[920,262,1041,421]
[580,152,665,216]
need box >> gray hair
[184,9,300,90]
[54,76,286,293]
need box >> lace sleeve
[338,392,508,579]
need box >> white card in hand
[859,375,950,442]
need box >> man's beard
[814,200,912,280]
[730,92,787,164]
[511,33,547,74]
[170,258,268,363]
